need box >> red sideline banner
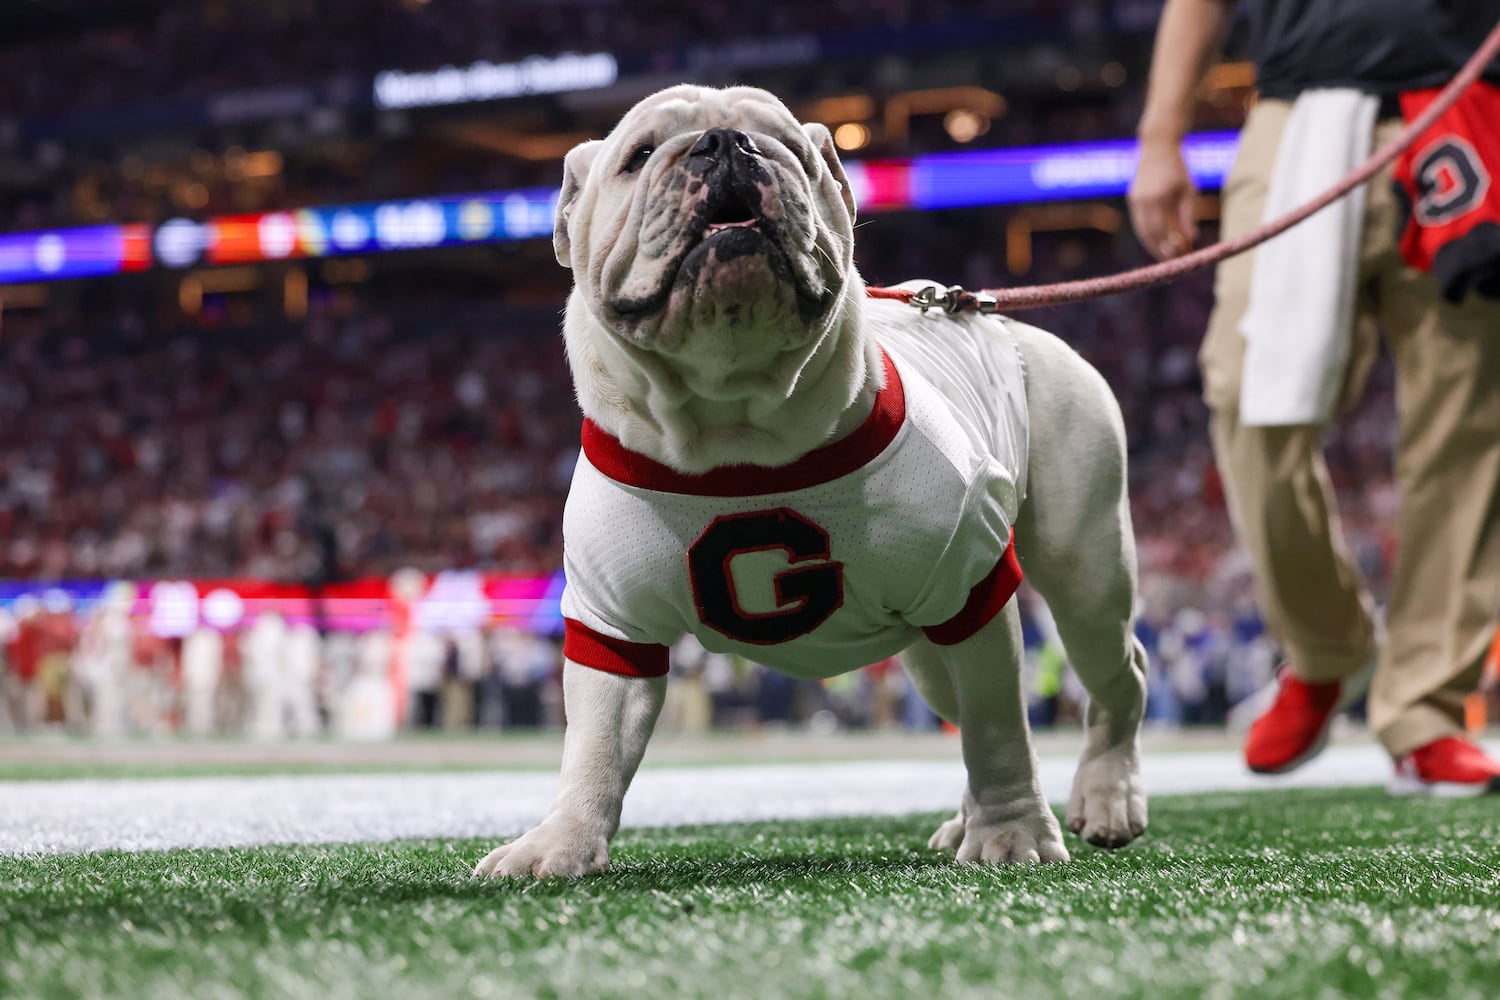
[0,571,566,637]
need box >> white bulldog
[476,85,1148,878]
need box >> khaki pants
[1202,98,1500,757]
[659,676,712,733]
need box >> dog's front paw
[1066,742,1147,849]
[474,817,609,879]
[957,799,1070,865]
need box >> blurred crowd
[0,219,1421,735]
[0,0,1181,236]
[0,231,1398,593]
[0,0,1428,737]
[0,585,1313,739]
[0,295,575,581]
[0,0,1072,120]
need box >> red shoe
[1390,737,1500,797]
[1244,670,1344,774]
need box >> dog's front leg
[475,662,665,878]
[941,606,1069,865]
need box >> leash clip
[908,284,995,315]
[907,284,946,314]
[909,284,963,314]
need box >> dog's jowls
[476,85,1148,879]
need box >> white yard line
[7,740,1487,857]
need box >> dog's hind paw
[1066,744,1147,849]
[956,799,1070,865]
[474,818,609,879]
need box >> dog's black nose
[690,128,757,162]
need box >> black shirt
[1242,0,1500,99]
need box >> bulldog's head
[554,85,858,399]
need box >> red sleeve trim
[922,532,1023,647]
[563,618,670,678]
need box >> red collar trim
[581,350,905,497]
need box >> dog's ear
[802,122,856,222]
[554,139,604,267]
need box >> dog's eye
[622,144,654,174]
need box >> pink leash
[867,18,1500,314]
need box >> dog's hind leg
[899,641,966,850]
[1008,320,1148,849]
[900,640,959,726]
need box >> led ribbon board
[0,225,151,284]
[0,134,1238,284]
[842,132,1239,211]
[149,188,560,269]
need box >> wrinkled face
[555,86,857,388]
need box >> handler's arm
[1128,0,1235,260]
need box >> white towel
[1239,88,1379,427]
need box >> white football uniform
[560,311,1031,679]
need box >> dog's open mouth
[704,191,760,235]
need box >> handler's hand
[1128,139,1199,260]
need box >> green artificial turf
[2,788,1498,1000]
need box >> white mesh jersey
[560,310,1031,680]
